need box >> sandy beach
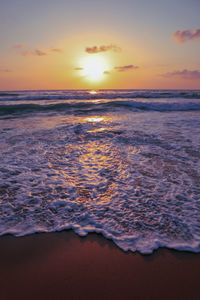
[0,230,200,300]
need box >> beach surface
[0,230,200,300]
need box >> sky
[0,0,200,90]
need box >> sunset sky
[0,0,200,90]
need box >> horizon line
[1,88,200,92]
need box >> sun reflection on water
[84,116,104,123]
[88,90,97,95]
[46,111,132,206]
[64,140,121,204]
[87,127,106,133]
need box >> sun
[80,55,109,82]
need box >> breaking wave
[0,100,200,116]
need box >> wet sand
[0,230,200,300]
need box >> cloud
[161,69,200,80]
[12,44,25,49]
[103,71,111,75]
[50,48,62,53]
[114,65,139,72]
[21,49,47,56]
[14,45,62,57]
[34,49,47,56]
[172,28,200,43]
[74,65,138,75]
[85,44,121,54]
[74,67,84,71]
[74,68,111,74]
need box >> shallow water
[0,89,200,253]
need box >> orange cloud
[34,49,47,56]
[19,47,62,57]
[12,44,25,49]
[85,44,121,54]
[74,67,84,70]
[103,71,111,75]
[50,48,62,53]
[161,69,200,80]
[21,49,47,56]
[172,28,200,43]
[114,65,139,72]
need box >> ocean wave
[0,89,200,102]
[0,89,200,254]
[0,100,200,116]
[1,225,200,254]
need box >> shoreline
[0,230,200,300]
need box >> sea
[0,89,200,254]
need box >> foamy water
[0,89,200,253]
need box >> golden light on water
[84,116,104,123]
[83,115,109,132]
[87,127,106,133]
[89,90,97,95]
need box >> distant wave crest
[0,89,200,102]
